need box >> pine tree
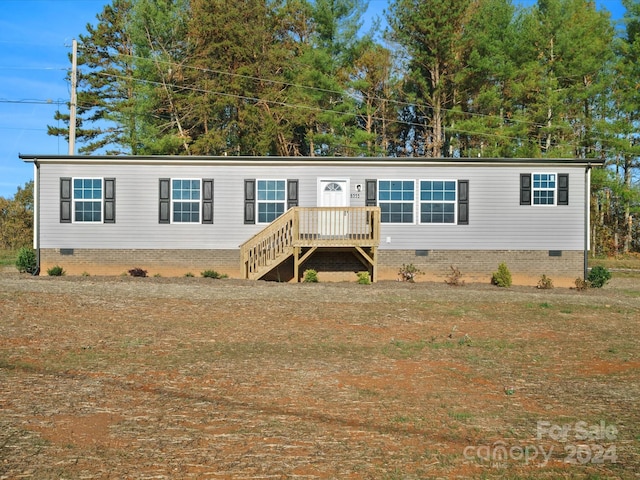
[186,0,291,155]
[510,0,614,158]
[387,0,474,157]
[128,0,192,154]
[452,0,522,157]
[48,0,138,154]
[598,0,640,253]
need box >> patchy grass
[590,253,640,272]
[0,249,17,267]
[0,274,638,479]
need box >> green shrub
[128,267,148,277]
[201,269,227,279]
[587,266,611,288]
[15,247,37,274]
[537,274,553,289]
[357,271,371,285]
[398,263,422,282]
[491,262,512,288]
[184,272,195,277]
[303,269,318,283]
[47,265,65,276]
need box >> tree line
[0,182,33,250]
[44,0,639,255]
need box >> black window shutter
[159,178,171,224]
[202,179,214,224]
[103,178,116,223]
[365,179,377,206]
[557,173,569,205]
[244,179,255,224]
[60,177,72,223]
[287,179,299,209]
[520,174,532,205]
[458,180,469,225]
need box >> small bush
[575,277,589,291]
[445,265,465,286]
[47,265,65,276]
[128,267,148,278]
[491,262,512,288]
[184,272,195,277]
[201,269,227,279]
[303,269,318,283]
[15,247,37,274]
[537,274,554,289]
[587,266,611,288]
[398,263,422,282]
[357,271,371,285]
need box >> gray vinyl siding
[37,163,586,251]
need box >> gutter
[32,158,40,276]
[19,154,605,169]
[584,163,592,281]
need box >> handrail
[240,208,297,279]
[240,206,380,280]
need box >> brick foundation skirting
[39,248,240,278]
[39,248,584,286]
[377,249,584,287]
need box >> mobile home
[20,155,601,286]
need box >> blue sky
[0,0,627,199]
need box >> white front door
[320,180,349,207]
[318,180,349,236]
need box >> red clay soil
[1,272,638,479]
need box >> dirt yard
[1,271,639,479]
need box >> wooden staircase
[240,207,381,282]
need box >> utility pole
[68,39,77,155]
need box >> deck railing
[240,206,380,280]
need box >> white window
[533,173,556,205]
[257,180,286,223]
[172,179,201,223]
[420,180,456,224]
[73,178,102,223]
[378,180,415,224]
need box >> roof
[19,154,604,168]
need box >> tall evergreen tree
[128,0,192,154]
[387,0,473,157]
[598,0,640,253]
[510,0,614,157]
[452,0,523,157]
[186,0,291,155]
[349,41,399,155]
[48,0,138,154]
[302,0,369,156]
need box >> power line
[0,98,64,105]
[87,70,627,153]
[77,44,597,134]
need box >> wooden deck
[240,207,381,282]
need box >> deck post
[371,246,378,282]
[293,246,300,282]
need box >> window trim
[418,179,458,225]
[377,179,416,225]
[170,178,202,224]
[256,178,287,224]
[71,177,103,224]
[532,172,557,207]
